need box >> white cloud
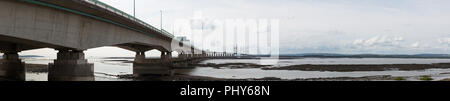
[353,39,364,45]
[44,1,450,55]
[353,35,404,47]
[437,38,450,49]
[410,42,420,48]
[438,38,450,45]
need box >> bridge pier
[178,53,185,60]
[161,52,172,63]
[133,51,174,77]
[134,51,146,63]
[0,50,25,81]
[174,52,189,68]
[48,50,94,81]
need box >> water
[23,57,134,81]
[22,57,450,81]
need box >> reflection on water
[22,57,450,81]
[25,72,133,81]
[23,57,134,81]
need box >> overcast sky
[15,0,450,57]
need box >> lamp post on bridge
[160,10,163,30]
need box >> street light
[160,10,163,30]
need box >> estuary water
[22,57,450,81]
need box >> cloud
[410,42,420,48]
[81,0,450,54]
[437,38,450,46]
[353,35,404,47]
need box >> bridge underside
[0,38,211,81]
[0,0,233,81]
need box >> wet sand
[23,64,398,81]
[135,75,411,81]
[195,63,272,69]
[440,78,450,81]
[102,60,134,63]
[263,63,450,72]
[19,63,450,81]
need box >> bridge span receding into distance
[0,0,236,81]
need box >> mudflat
[263,63,450,72]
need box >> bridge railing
[83,0,174,38]
[161,29,172,37]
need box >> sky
[11,0,450,57]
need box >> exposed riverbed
[16,57,450,81]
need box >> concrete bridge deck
[0,0,235,81]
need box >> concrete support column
[186,54,190,60]
[0,50,25,81]
[183,53,188,60]
[178,53,185,60]
[167,52,172,61]
[160,52,166,61]
[161,52,172,63]
[134,51,174,77]
[48,50,94,81]
[134,51,146,63]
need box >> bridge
[0,0,235,81]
